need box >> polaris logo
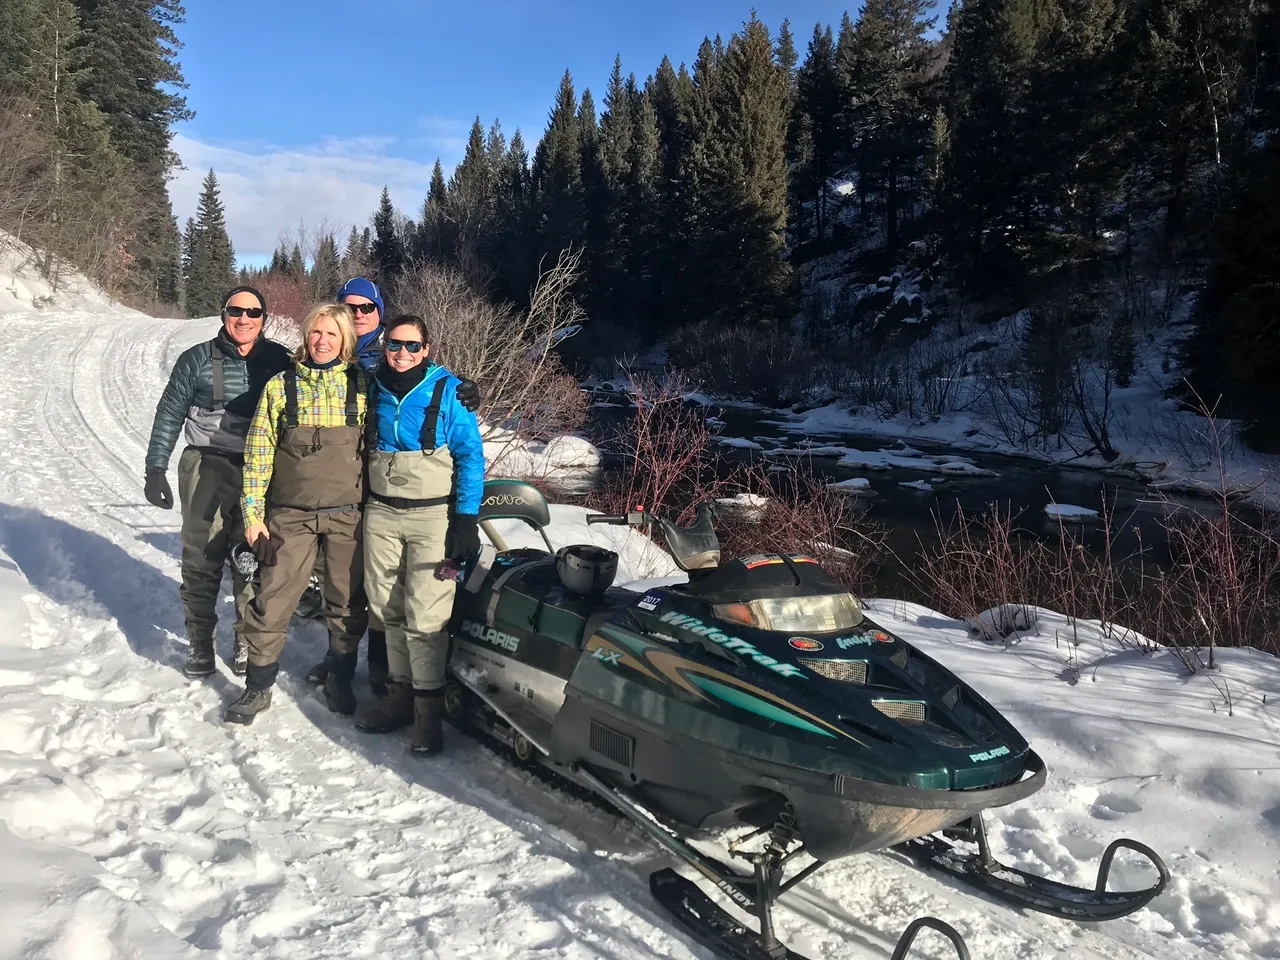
[460,618,520,653]
[969,745,1011,763]
[658,612,805,679]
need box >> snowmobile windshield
[712,593,863,634]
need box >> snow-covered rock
[714,492,770,520]
[1044,503,1101,521]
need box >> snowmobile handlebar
[587,510,651,527]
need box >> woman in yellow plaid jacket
[226,302,372,725]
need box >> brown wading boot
[411,690,445,755]
[355,680,414,733]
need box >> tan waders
[356,379,459,749]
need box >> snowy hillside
[0,288,1276,959]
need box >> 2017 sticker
[636,591,665,612]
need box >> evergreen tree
[449,118,496,268]
[341,225,372,278]
[312,232,340,299]
[646,57,697,329]
[288,243,305,280]
[625,91,663,326]
[7,0,134,286]
[415,158,450,265]
[493,129,536,301]
[156,212,183,307]
[1181,140,1280,447]
[532,69,585,261]
[370,186,405,284]
[840,0,937,256]
[939,0,1047,296]
[74,0,192,295]
[776,18,799,88]
[796,24,841,242]
[185,170,234,317]
[690,15,793,326]
[181,215,196,283]
[595,56,634,323]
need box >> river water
[582,398,1231,592]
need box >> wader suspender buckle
[420,377,448,455]
[283,367,299,428]
[345,366,360,426]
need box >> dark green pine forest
[310,2,1278,450]
[0,0,190,309]
[1,2,1278,449]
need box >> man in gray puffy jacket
[144,286,291,678]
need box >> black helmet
[556,544,618,597]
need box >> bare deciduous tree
[393,249,588,474]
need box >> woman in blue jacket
[354,315,485,754]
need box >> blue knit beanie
[336,277,385,318]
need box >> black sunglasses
[346,302,379,315]
[385,338,424,354]
[223,306,264,319]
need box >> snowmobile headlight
[713,594,863,634]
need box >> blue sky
[169,0,863,266]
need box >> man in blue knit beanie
[304,276,482,694]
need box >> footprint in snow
[1089,792,1142,820]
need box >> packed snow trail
[0,304,1276,959]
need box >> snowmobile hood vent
[872,699,927,725]
[798,658,868,685]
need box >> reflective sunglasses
[346,301,379,316]
[223,305,264,319]
[385,338,424,354]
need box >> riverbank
[736,385,1280,507]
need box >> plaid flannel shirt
[241,361,370,526]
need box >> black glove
[252,533,280,567]
[144,469,173,510]
[444,514,481,563]
[456,378,481,413]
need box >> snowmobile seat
[491,560,640,650]
[655,504,721,572]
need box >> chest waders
[269,365,365,511]
[361,375,460,698]
[366,377,455,509]
[241,364,371,691]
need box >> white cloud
[168,128,467,264]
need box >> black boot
[367,629,389,697]
[323,672,357,716]
[304,660,329,686]
[183,637,216,678]
[355,680,414,733]
[411,689,445,755]
[224,686,272,725]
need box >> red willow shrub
[910,493,1280,662]
[587,375,886,594]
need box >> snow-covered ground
[0,276,1277,958]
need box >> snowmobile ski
[894,815,1170,922]
[651,868,971,960]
